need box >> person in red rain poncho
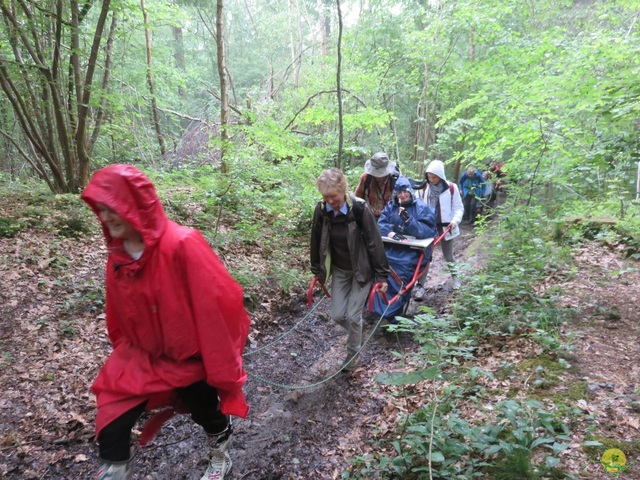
[81,164,250,480]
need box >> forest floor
[1,206,639,479]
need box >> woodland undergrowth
[344,200,640,480]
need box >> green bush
[347,206,580,479]
[0,217,24,238]
[55,216,93,238]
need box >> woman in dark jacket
[310,168,389,371]
[373,176,436,321]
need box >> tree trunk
[323,0,332,52]
[141,0,167,158]
[317,0,327,56]
[89,13,118,154]
[76,0,113,187]
[636,161,640,201]
[335,0,343,170]
[171,24,186,98]
[217,0,230,173]
[288,0,303,87]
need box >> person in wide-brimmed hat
[355,152,399,217]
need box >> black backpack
[351,197,366,230]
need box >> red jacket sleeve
[105,261,125,349]
[177,231,250,418]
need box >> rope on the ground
[245,302,392,390]
[243,295,327,357]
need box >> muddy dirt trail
[148,226,476,480]
[0,218,473,480]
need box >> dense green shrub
[0,217,24,238]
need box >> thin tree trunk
[636,161,639,201]
[76,0,113,187]
[323,0,331,53]
[140,0,167,158]
[317,0,327,56]
[216,0,229,172]
[453,32,475,182]
[171,24,186,98]
[171,26,186,72]
[335,0,343,169]
[89,12,118,154]
[287,0,303,87]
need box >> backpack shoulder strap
[390,166,400,191]
[363,174,373,195]
[351,197,366,230]
[449,182,455,209]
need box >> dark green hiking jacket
[310,193,389,286]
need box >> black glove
[400,209,410,223]
[394,233,407,241]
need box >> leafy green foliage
[55,216,93,239]
[0,189,97,239]
[347,203,586,478]
[454,205,575,343]
[0,218,25,238]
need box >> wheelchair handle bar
[307,277,331,306]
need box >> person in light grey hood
[414,160,464,294]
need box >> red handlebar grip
[368,282,389,311]
[307,278,318,306]
[307,277,331,306]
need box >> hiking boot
[343,353,361,372]
[96,458,133,480]
[451,277,461,290]
[413,284,425,301]
[201,423,233,480]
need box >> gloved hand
[400,209,410,223]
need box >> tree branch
[157,107,214,127]
[0,128,55,191]
[284,89,366,131]
[207,90,242,116]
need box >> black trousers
[463,194,479,223]
[98,381,229,462]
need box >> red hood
[81,164,167,248]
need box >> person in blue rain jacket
[458,166,486,224]
[371,176,436,322]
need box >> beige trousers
[330,267,372,356]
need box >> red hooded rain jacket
[81,164,250,437]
